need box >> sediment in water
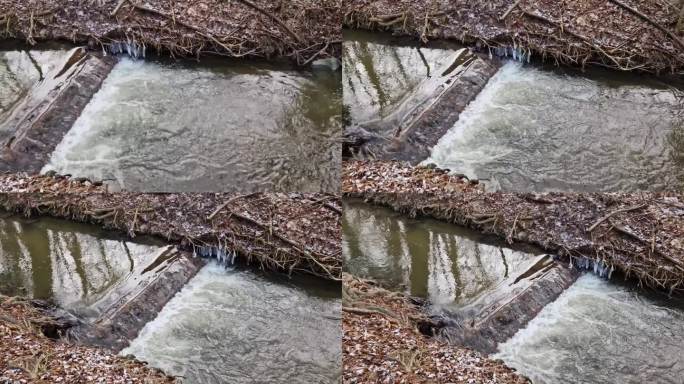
[0,177,342,280]
[342,160,684,295]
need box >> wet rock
[439,260,581,354]
[0,51,117,173]
[347,53,501,164]
[70,250,206,352]
[312,57,341,71]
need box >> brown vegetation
[0,0,341,64]
[342,274,529,383]
[344,0,684,74]
[0,174,342,280]
[343,160,684,294]
[0,295,174,383]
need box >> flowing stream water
[342,201,545,309]
[0,214,168,321]
[427,61,684,192]
[344,32,684,192]
[122,261,342,384]
[40,57,341,192]
[0,214,342,383]
[343,201,684,383]
[495,274,684,384]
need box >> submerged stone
[312,57,341,71]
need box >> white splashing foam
[121,262,342,383]
[494,274,684,384]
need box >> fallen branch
[111,0,128,17]
[207,194,255,220]
[587,204,647,232]
[232,0,303,44]
[499,0,523,21]
[607,0,684,50]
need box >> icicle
[608,265,614,279]
[512,42,517,61]
[231,250,237,265]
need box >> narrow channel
[342,201,546,309]
[343,32,684,192]
[0,214,168,321]
[343,200,684,383]
[0,214,342,383]
[1,48,342,192]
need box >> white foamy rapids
[42,58,340,192]
[425,61,683,192]
[121,262,341,384]
[494,274,684,384]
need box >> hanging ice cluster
[105,39,146,59]
[489,43,531,63]
[192,245,238,266]
[569,256,614,279]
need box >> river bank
[343,160,684,295]
[342,273,529,383]
[344,0,684,74]
[0,177,342,280]
[0,295,174,383]
[0,0,341,64]
[0,209,342,383]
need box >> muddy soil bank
[342,273,529,383]
[343,160,684,294]
[1,0,341,64]
[0,295,174,383]
[345,0,684,74]
[0,50,116,173]
[0,175,342,280]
